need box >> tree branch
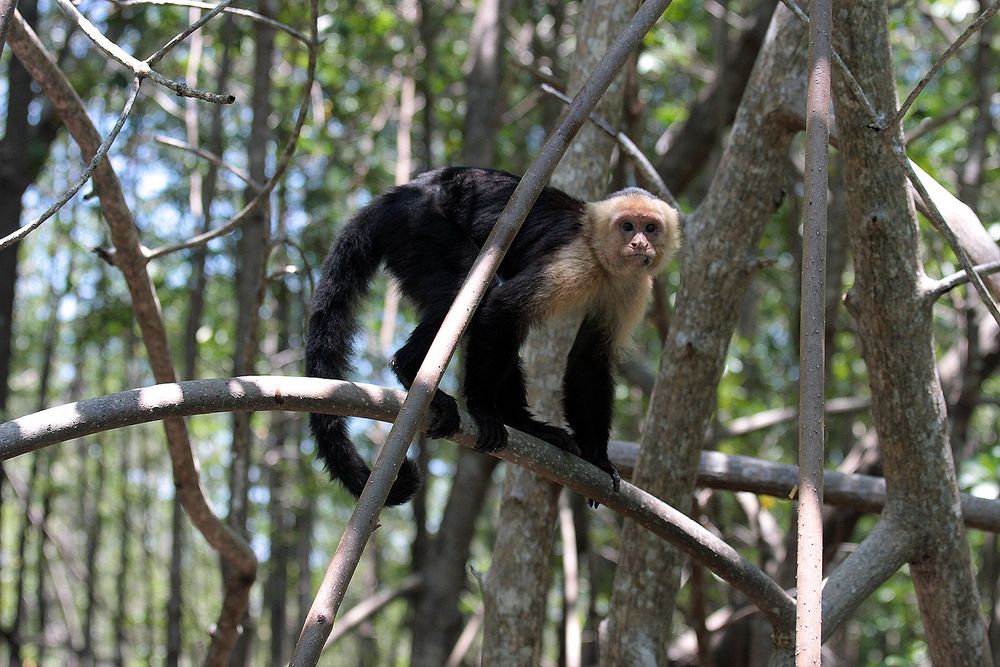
[144,0,234,67]
[0,374,796,635]
[609,444,1000,532]
[112,0,311,45]
[926,260,1000,300]
[0,0,17,61]
[154,135,262,190]
[323,575,422,647]
[538,82,680,211]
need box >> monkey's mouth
[624,251,655,266]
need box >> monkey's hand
[470,410,509,453]
[584,456,621,509]
[427,392,461,439]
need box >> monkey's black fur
[307,167,665,505]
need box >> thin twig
[779,0,879,119]
[905,97,977,145]
[918,0,960,42]
[926,260,1000,299]
[444,608,484,667]
[54,0,235,104]
[539,82,681,211]
[715,396,870,439]
[144,0,234,67]
[0,69,142,252]
[322,575,422,646]
[110,0,311,45]
[154,135,261,189]
[882,0,1000,138]
[270,234,316,296]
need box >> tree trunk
[80,439,107,667]
[265,190,294,666]
[833,0,990,662]
[0,0,36,416]
[226,2,276,663]
[603,5,803,663]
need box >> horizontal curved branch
[0,375,796,633]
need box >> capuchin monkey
[306,167,680,505]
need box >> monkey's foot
[471,411,508,453]
[585,457,621,509]
[426,393,461,439]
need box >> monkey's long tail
[305,204,420,506]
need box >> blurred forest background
[0,0,998,665]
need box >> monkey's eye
[644,223,657,233]
[621,221,635,232]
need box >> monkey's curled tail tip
[336,453,421,506]
[385,458,421,505]
[311,414,421,506]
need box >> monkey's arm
[563,316,620,493]
[462,281,579,455]
[462,297,523,453]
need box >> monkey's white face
[614,213,667,271]
[587,193,680,277]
